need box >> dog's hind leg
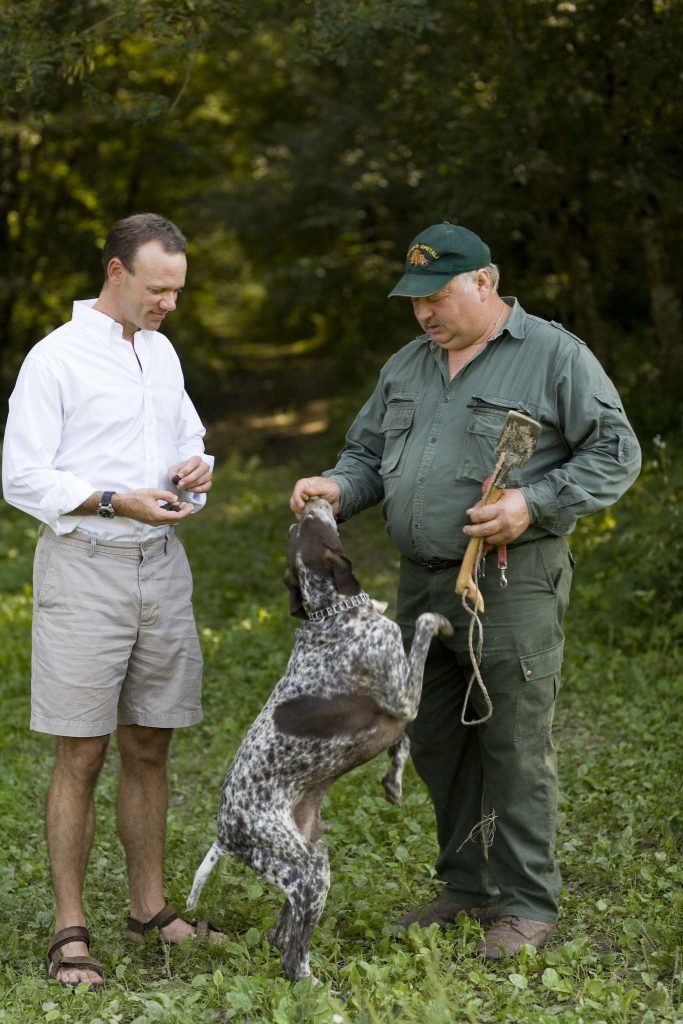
[236,828,324,981]
[187,841,225,910]
[289,845,330,981]
[269,842,330,970]
[268,898,294,953]
[293,784,330,843]
[381,733,410,805]
[240,831,331,983]
[268,785,330,956]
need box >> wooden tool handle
[455,485,504,612]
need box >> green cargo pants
[397,536,573,924]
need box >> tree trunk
[640,209,683,395]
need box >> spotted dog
[188,496,452,981]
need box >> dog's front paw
[434,614,454,638]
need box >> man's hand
[463,488,531,546]
[169,456,213,494]
[290,476,341,518]
[112,489,195,525]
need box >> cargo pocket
[379,401,415,477]
[460,396,533,485]
[514,639,564,741]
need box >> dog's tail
[187,841,225,910]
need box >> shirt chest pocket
[461,396,532,485]
[379,402,415,477]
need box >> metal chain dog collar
[307,592,371,622]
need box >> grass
[0,453,680,1024]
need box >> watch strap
[97,491,118,518]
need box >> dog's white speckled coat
[188,496,452,981]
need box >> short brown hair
[102,213,187,275]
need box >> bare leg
[117,725,222,942]
[118,725,191,940]
[46,734,109,986]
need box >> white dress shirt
[2,300,214,540]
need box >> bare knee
[117,725,173,770]
[54,735,109,785]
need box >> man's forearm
[67,491,107,515]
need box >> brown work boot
[476,915,555,960]
[397,892,498,929]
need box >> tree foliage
[1,0,682,430]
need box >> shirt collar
[500,297,527,340]
[71,299,156,346]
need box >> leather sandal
[127,902,225,944]
[46,925,105,989]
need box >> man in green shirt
[289,222,641,959]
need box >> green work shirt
[326,298,641,562]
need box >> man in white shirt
[2,213,223,988]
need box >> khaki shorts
[31,526,203,737]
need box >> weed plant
[0,448,680,1023]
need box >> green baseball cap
[389,222,491,298]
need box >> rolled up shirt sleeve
[2,356,96,532]
[520,346,642,535]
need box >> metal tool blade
[495,411,542,467]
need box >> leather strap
[47,926,90,959]
[127,903,178,935]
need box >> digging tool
[455,411,542,612]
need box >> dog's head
[285,497,362,619]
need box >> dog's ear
[284,567,307,619]
[324,549,362,597]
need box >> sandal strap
[127,902,178,935]
[47,926,90,960]
[49,953,105,982]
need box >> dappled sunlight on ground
[243,399,331,436]
[208,396,339,465]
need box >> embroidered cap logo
[408,243,439,267]
[409,248,430,267]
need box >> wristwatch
[96,491,117,519]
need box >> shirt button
[444,397,450,403]
[431,437,437,443]
[526,670,532,678]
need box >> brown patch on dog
[274,693,384,738]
